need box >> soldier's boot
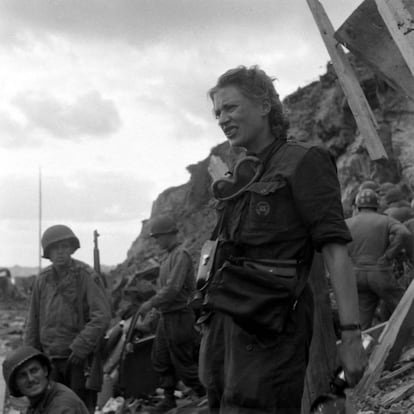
[192,384,206,398]
[184,383,206,402]
[151,391,177,413]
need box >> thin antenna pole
[38,166,42,272]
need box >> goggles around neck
[212,156,263,201]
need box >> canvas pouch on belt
[206,258,305,335]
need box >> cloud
[12,90,121,139]
[0,1,310,47]
[0,110,37,148]
[0,171,153,222]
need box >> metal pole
[38,166,42,272]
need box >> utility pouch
[206,258,306,335]
[189,240,243,310]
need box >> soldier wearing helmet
[137,214,205,412]
[2,345,88,413]
[346,189,410,329]
[383,187,413,222]
[355,188,380,209]
[24,225,111,414]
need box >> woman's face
[212,85,270,152]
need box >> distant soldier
[138,215,205,413]
[383,189,414,284]
[383,187,410,208]
[377,182,397,212]
[383,186,413,224]
[385,206,414,224]
[2,346,89,414]
[24,225,111,414]
[350,180,380,216]
[346,189,410,329]
[404,214,414,264]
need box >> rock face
[112,57,414,280]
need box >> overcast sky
[0,0,362,269]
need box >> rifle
[94,230,101,273]
[94,229,107,288]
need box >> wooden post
[0,357,5,414]
[375,0,414,78]
[306,0,388,161]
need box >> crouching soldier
[138,215,205,413]
[24,225,111,413]
[2,346,89,414]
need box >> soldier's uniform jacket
[346,211,411,269]
[24,259,111,360]
[147,243,195,313]
[27,381,89,414]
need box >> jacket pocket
[246,179,290,232]
[207,260,299,335]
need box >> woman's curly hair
[209,65,289,141]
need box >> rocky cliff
[112,57,414,281]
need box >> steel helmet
[2,346,51,397]
[384,206,414,223]
[384,188,405,205]
[355,189,379,209]
[359,180,379,193]
[41,224,80,259]
[149,215,178,237]
[378,182,395,196]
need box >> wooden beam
[354,278,414,397]
[306,0,388,161]
[375,0,414,78]
[0,357,5,414]
[335,0,414,101]
[380,381,414,408]
[376,361,414,387]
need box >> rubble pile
[0,307,26,354]
[98,390,208,414]
[355,358,414,414]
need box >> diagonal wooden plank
[380,381,414,408]
[0,357,5,414]
[306,0,388,161]
[354,278,414,397]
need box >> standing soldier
[24,224,111,413]
[346,189,410,329]
[199,65,366,413]
[138,215,205,413]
